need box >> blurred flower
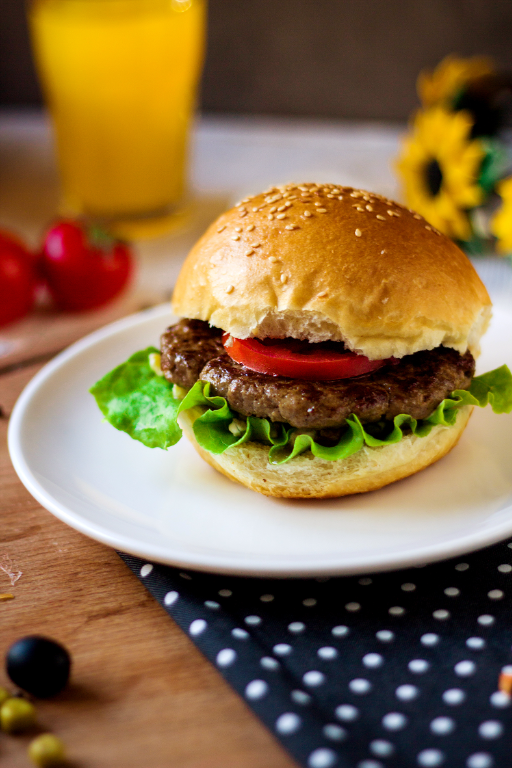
[491,177,512,253]
[418,55,494,108]
[396,107,485,240]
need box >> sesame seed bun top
[171,183,492,360]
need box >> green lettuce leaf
[90,349,512,463]
[89,347,182,449]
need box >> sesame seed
[270,207,277,213]
[285,224,297,230]
[326,194,335,198]
[310,186,319,192]
[277,205,287,212]
[356,207,364,212]
[280,274,288,284]
[252,207,259,212]
[314,202,322,206]
[317,208,327,213]
[246,223,255,231]
[268,214,274,220]
[284,202,293,208]
[303,211,312,217]
[226,285,234,294]
[252,242,261,248]
[425,224,432,230]
[217,225,226,233]
[366,204,373,211]
[381,249,386,254]
[232,234,240,241]
[338,196,343,200]
[376,214,386,221]
[276,213,286,219]
[318,291,328,298]
[288,195,297,200]
[238,207,246,212]
[332,189,340,194]
[269,256,278,263]
[240,211,247,217]
[413,213,422,219]
[355,229,362,237]
[235,226,243,232]
[387,210,398,217]
[245,249,255,257]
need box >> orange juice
[29,0,206,219]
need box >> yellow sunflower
[417,55,495,108]
[491,177,512,253]
[396,107,485,240]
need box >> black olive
[6,636,71,698]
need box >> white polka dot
[363,653,384,669]
[245,680,268,700]
[421,633,440,646]
[205,600,220,610]
[218,589,232,597]
[140,563,153,577]
[389,606,405,616]
[216,648,237,667]
[478,720,503,739]
[164,591,178,606]
[488,589,504,600]
[370,740,394,757]
[501,664,512,674]
[396,684,419,701]
[498,564,512,573]
[332,625,350,637]
[417,749,445,766]
[335,704,359,721]
[455,660,476,677]
[232,628,249,639]
[346,602,361,612]
[245,615,262,625]
[273,643,292,656]
[358,761,383,768]
[442,688,466,705]
[467,752,494,768]
[179,571,192,579]
[430,716,455,735]
[275,712,301,735]
[433,609,450,620]
[477,614,495,626]
[289,622,306,634]
[376,630,394,642]
[303,598,317,607]
[359,577,373,585]
[303,670,325,687]
[466,637,486,650]
[490,691,511,708]
[318,646,338,660]
[444,587,460,597]
[409,659,430,674]
[455,563,469,571]
[260,594,274,602]
[382,712,408,731]
[189,619,207,636]
[261,656,280,670]
[308,748,337,768]
[291,690,312,705]
[401,583,416,592]
[349,678,372,694]
[323,723,347,741]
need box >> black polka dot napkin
[120,539,512,768]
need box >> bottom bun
[179,405,473,499]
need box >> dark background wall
[2,0,512,120]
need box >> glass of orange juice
[28,0,206,235]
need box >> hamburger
[91,183,512,498]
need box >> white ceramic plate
[8,303,512,577]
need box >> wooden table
[0,111,401,767]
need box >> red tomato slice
[223,334,391,380]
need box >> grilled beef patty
[160,320,475,429]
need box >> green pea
[0,686,10,707]
[0,697,36,733]
[28,734,66,767]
